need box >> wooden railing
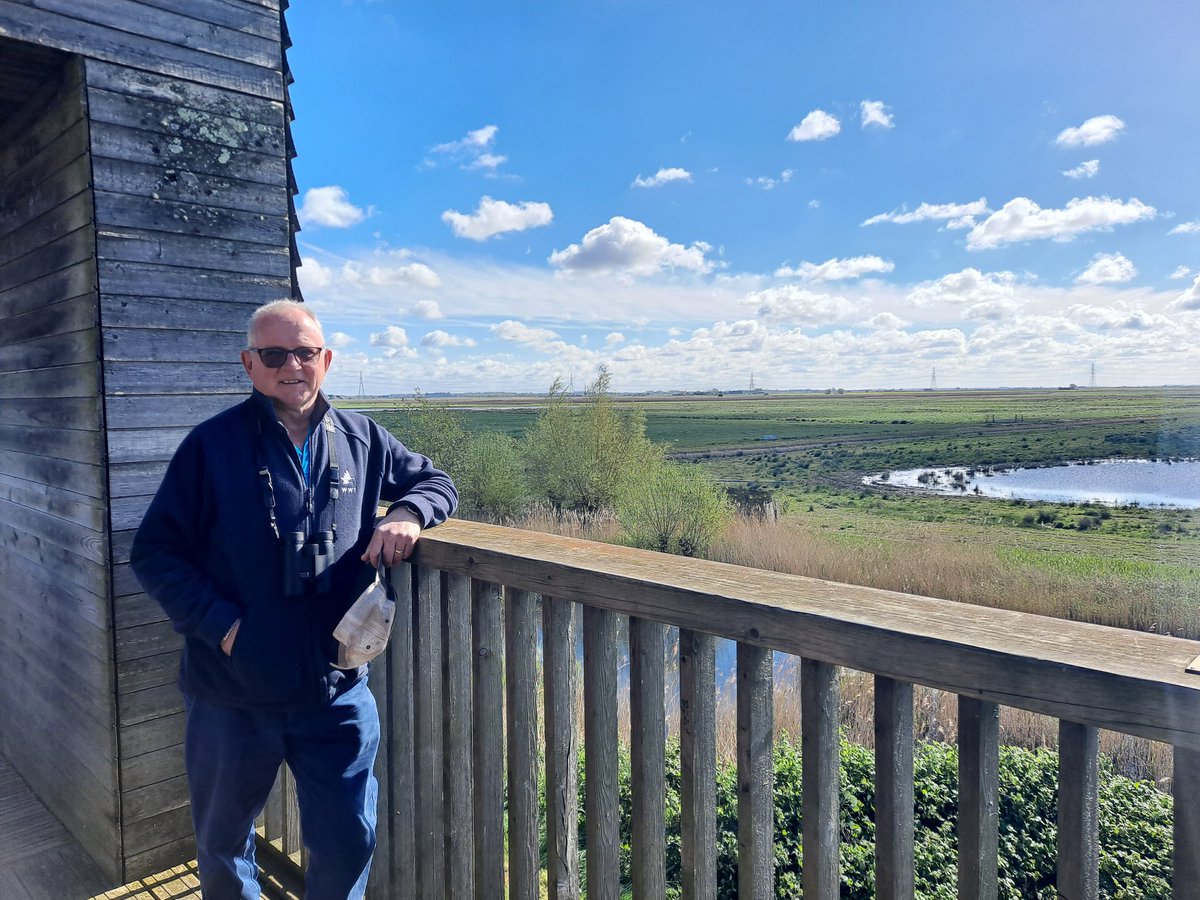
[260,518,1200,899]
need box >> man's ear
[241,349,254,377]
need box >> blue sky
[286,1,1200,395]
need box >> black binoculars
[282,530,334,595]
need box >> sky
[285,1,1200,396]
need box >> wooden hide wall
[0,57,118,876]
[0,0,294,883]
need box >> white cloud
[865,311,909,330]
[427,124,508,173]
[1055,114,1125,147]
[410,299,445,319]
[1170,266,1192,280]
[442,196,554,241]
[299,186,366,228]
[491,320,561,348]
[421,330,476,348]
[328,331,355,349]
[808,199,820,209]
[549,216,714,276]
[906,268,1020,307]
[604,332,625,347]
[863,198,989,228]
[632,167,693,188]
[860,100,894,129]
[299,257,333,290]
[746,285,860,326]
[746,169,794,191]
[787,109,840,142]
[1076,252,1137,285]
[1170,274,1200,312]
[1169,221,1200,235]
[342,260,441,289]
[775,255,895,281]
[966,196,1156,250]
[369,326,409,348]
[1062,160,1100,180]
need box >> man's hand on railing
[362,505,422,567]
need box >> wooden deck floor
[0,753,208,899]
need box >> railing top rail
[414,519,1200,749]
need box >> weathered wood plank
[584,605,621,900]
[0,450,103,501]
[116,649,180,695]
[93,191,289,246]
[0,58,83,176]
[0,495,107,564]
[1057,720,1099,900]
[85,54,282,112]
[1175,747,1200,900]
[92,155,288,217]
[413,566,444,897]
[412,521,1200,751]
[366,637,392,900]
[125,0,280,41]
[0,263,95,324]
[104,390,241,429]
[737,643,773,900]
[0,541,108,626]
[97,230,290,278]
[0,226,94,294]
[119,773,187,827]
[103,360,247,394]
[958,697,999,900]
[679,628,717,900]
[0,469,105,531]
[0,511,109,600]
[384,563,415,900]
[103,326,244,363]
[120,741,184,793]
[874,676,915,900]
[471,579,504,900]
[0,137,89,235]
[630,617,666,899]
[0,1,284,99]
[119,710,184,759]
[505,587,539,900]
[89,119,287,187]
[0,191,92,277]
[0,329,98,378]
[442,571,474,900]
[542,595,579,900]
[0,297,96,349]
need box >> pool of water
[864,459,1200,509]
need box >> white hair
[246,300,324,347]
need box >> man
[131,300,457,899]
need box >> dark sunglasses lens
[293,347,321,363]
[258,348,288,367]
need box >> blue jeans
[183,678,380,900]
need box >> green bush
[570,737,1172,898]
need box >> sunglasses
[249,346,324,368]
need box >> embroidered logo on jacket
[340,469,357,495]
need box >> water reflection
[864,459,1200,509]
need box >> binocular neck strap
[254,413,341,544]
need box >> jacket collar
[249,389,332,432]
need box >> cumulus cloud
[1170,266,1192,280]
[491,320,561,348]
[421,330,476,348]
[863,198,989,228]
[442,196,554,240]
[966,196,1156,250]
[865,311,909,330]
[410,299,445,319]
[787,110,841,142]
[1169,221,1200,235]
[632,167,692,188]
[328,331,355,349]
[746,169,794,191]
[369,326,409,348]
[1062,160,1100,180]
[298,257,334,290]
[1170,274,1200,312]
[746,285,860,326]
[299,186,366,228]
[775,255,895,281]
[549,216,714,276]
[1055,114,1125,147]
[906,268,1019,307]
[342,260,441,289]
[605,332,625,347]
[427,124,508,173]
[860,100,894,129]
[1076,252,1136,285]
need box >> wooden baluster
[631,617,666,898]
[442,572,474,900]
[543,596,580,900]
[679,629,717,900]
[365,638,391,900]
[414,565,445,897]
[505,587,540,900]
[1174,746,1200,900]
[385,561,416,900]
[957,697,999,900]
[471,580,505,900]
[584,605,621,900]
[802,658,840,900]
[737,642,773,900]
[1057,720,1099,900]
[874,676,914,900]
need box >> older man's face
[241,309,332,419]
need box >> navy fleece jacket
[130,391,457,708]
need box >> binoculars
[282,530,334,595]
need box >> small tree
[616,459,733,557]
[457,431,528,521]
